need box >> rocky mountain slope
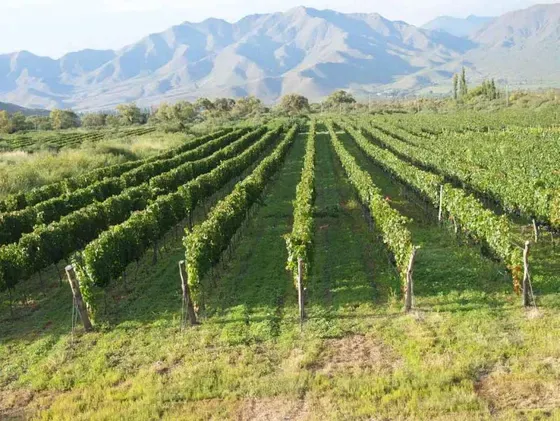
[422,15,495,38]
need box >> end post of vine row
[179,260,198,328]
[404,247,418,313]
[65,265,93,332]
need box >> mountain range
[422,15,495,38]
[0,101,49,116]
[0,3,559,111]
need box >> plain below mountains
[0,3,559,111]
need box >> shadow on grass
[307,128,400,314]
[0,268,78,345]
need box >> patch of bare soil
[236,397,312,421]
[317,334,399,376]
[164,396,318,421]
[476,373,560,413]
[0,389,33,419]
[0,388,58,420]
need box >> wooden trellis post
[65,265,93,332]
[438,185,444,223]
[153,239,158,264]
[453,217,459,235]
[522,241,533,307]
[532,219,539,243]
[404,247,418,313]
[179,261,198,327]
[297,258,305,324]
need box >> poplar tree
[490,79,498,99]
[453,74,459,101]
[460,67,468,97]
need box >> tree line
[0,106,142,134]
[0,77,525,136]
[0,91,360,135]
[0,96,267,134]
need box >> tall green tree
[0,111,12,133]
[325,90,356,108]
[50,109,80,130]
[213,98,236,113]
[231,96,264,118]
[194,98,214,113]
[171,101,196,129]
[106,114,121,127]
[10,112,29,132]
[490,79,498,100]
[81,112,107,128]
[115,103,145,126]
[27,115,52,130]
[151,101,196,131]
[279,94,310,116]
[460,67,468,98]
[453,74,459,100]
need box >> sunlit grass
[0,130,187,198]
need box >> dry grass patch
[162,397,318,421]
[316,334,399,376]
[237,397,312,421]
[0,388,59,420]
[0,389,33,419]
[476,372,560,413]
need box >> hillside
[0,101,49,116]
[462,3,560,84]
[0,4,559,109]
[422,15,495,38]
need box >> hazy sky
[0,0,556,58]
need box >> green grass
[0,128,559,420]
[0,129,186,198]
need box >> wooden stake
[297,258,305,324]
[438,185,444,223]
[532,219,539,243]
[55,262,63,286]
[179,261,198,327]
[8,287,14,318]
[404,247,417,312]
[453,217,459,235]
[122,268,127,290]
[522,241,532,307]
[65,265,93,332]
[38,269,44,291]
[152,239,158,264]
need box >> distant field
[0,128,192,198]
[0,127,156,153]
[0,112,558,420]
